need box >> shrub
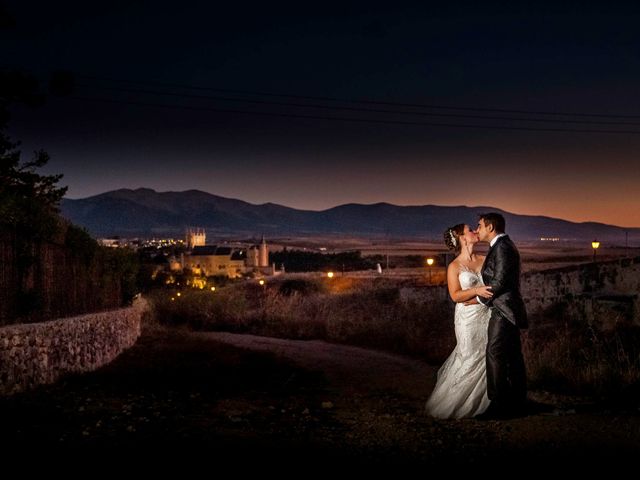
[524,323,640,398]
[148,278,453,361]
[278,278,324,296]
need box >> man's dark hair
[479,212,506,234]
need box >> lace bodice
[458,267,483,290]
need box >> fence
[0,230,125,326]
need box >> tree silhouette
[0,70,67,238]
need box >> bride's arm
[447,264,492,303]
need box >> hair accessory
[449,229,457,247]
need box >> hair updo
[444,224,465,253]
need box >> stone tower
[186,228,206,250]
[258,235,269,267]
[246,246,260,267]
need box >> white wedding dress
[425,267,491,419]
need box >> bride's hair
[444,224,465,253]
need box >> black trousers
[486,311,527,411]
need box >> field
[257,236,640,283]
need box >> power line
[70,96,640,134]
[76,73,640,119]
[76,83,640,127]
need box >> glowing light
[259,279,265,286]
[211,286,216,292]
[592,239,600,262]
[426,258,435,283]
[327,271,334,278]
[176,292,181,297]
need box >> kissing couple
[425,212,528,420]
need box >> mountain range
[60,188,639,243]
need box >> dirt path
[0,327,638,469]
[196,331,640,469]
[199,331,435,398]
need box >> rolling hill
[60,188,639,243]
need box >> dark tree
[0,70,67,239]
[270,249,376,272]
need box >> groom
[475,213,528,419]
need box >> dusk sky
[3,1,640,227]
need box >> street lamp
[426,258,435,283]
[257,279,266,307]
[591,240,600,262]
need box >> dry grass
[149,277,455,363]
[523,323,640,399]
[149,276,640,399]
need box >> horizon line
[62,186,640,230]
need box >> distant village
[99,228,283,280]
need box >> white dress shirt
[490,233,507,248]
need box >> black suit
[479,235,527,414]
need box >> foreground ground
[1,326,639,469]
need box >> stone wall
[522,256,640,329]
[0,297,148,396]
[400,256,640,331]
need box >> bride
[425,224,493,419]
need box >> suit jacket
[480,235,528,329]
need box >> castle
[186,228,206,249]
[182,229,276,278]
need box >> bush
[148,277,453,360]
[524,323,640,398]
[278,278,324,296]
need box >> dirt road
[1,327,638,469]
[199,331,640,468]
[200,331,435,397]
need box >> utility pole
[385,227,390,272]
